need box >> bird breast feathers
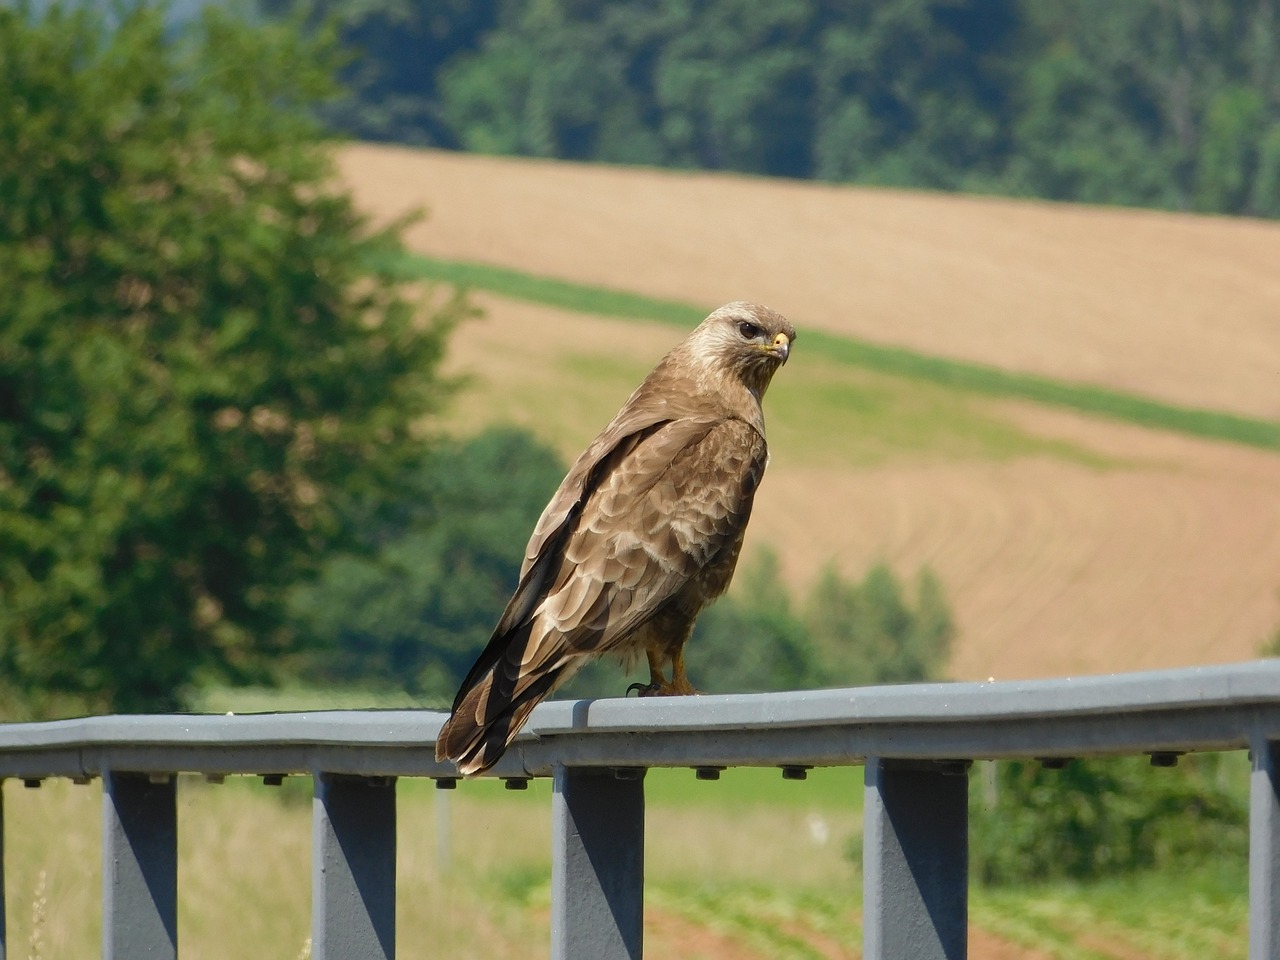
[510,416,767,653]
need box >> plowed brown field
[335,143,1280,682]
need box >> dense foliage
[969,753,1249,885]
[289,427,566,703]
[302,0,1280,217]
[0,2,462,713]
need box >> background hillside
[336,142,1280,682]
[301,0,1280,219]
[3,7,1271,956]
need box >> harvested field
[337,142,1280,421]
[335,144,1280,681]
[757,422,1280,681]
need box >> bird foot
[626,680,698,697]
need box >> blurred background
[2,3,1279,955]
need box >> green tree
[811,0,1018,188]
[683,548,826,693]
[1009,2,1280,214]
[651,0,819,175]
[439,0,668,164]
[435,0,1018,182]
[1196,85,1269,213]
[259,0,500,146]
[802,561,953,686]
[289,426,566,702]
[0,1,462,714]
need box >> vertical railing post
[1251,739,1280,960]
[312,773,397,960]
[102,771,177,960]
[551,766,645,960]
[863,758,969,960]
[1,781,7,960]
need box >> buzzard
[436,301,795,775]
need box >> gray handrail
[2,660,1278,960]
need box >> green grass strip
[383,250,706,327]
[803,329,1280,450]
[388,251,1280,452]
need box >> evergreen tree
[802,561,954,686]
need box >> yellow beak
[769,332,791,363]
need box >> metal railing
[2,660,1280,959]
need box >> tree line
[299,0,1280,218]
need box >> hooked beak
[769,332,791,363]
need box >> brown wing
[528,414,767,658]
[515,359,700,582]
[436,415,767,774]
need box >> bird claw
[627,680,698,697]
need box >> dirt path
[647,907,1074,959]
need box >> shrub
[969,753,1248,886]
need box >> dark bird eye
[737,321,762,340]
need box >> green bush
[289,426,566,702]
[803,561,953,686]
[969,753,1249,886]
[683,549,829,694]
[561,550,955,698]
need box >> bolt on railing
[1,660,1279,959]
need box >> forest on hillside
[287,0,1280,218]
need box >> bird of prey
[436,301,795,775]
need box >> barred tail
[435,665,563,776]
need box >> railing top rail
[2,660,1278,780]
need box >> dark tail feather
[435,667,563,776]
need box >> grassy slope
[447,303,1115,472]
[341,142,1280,425]
[390,252,1280,452]
[3,777,1246,960]
[342,143,1280,675]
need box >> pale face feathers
[679,301,796,401]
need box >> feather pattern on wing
[436,301,795,775]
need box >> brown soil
[336,142,1280,420]
[335,143,1280,681]
[647,906,1067,959]
[753,408,1280,680]
[645,907,773,960]
[970,926,1057,960]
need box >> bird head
[692,301,796,401]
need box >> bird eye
[737,321,762,340]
